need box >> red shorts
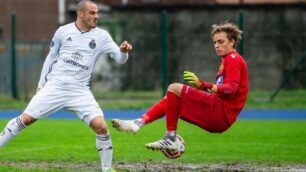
[180,85,230,133]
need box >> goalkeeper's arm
[183,71,238,96]
[199,81,238,96]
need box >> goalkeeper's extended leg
[146,83,183,151]
[0,116,27,147]
[111,119,142,135]
[111,96,168,134]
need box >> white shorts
[24,83,104,125]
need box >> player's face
[213,32,235,57]
[82,3,99,29]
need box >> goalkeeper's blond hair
[211,21,243,49]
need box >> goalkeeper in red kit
[112,21,248,151]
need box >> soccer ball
[161,135,185,159]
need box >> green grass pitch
[0,119,305,171]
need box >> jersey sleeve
[37,27,62,89]
[101,31,128,64]
[200,81,239,96]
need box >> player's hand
[120,41,132,53]
[183,71,201,87]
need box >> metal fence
[1,5,306,100]
[0,41,11,95]
[0,41,48,99]
[107,6,306,91]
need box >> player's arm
[199,81,238,95]
[101,32,132,64]
[37,28,62,91]
[183,71,239,96]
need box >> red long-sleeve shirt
[200,50,249,124]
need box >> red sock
[165,91,181,131]
[140,96,167,124]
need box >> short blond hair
[211,21,243,48]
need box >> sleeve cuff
[200,82,218,93]
[200,81,213,90]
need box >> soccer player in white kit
[0,1,132,172]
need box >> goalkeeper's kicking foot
[145,137,179,151]
[111,119,140,135]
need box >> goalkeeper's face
[81,3,99,29]
[213,32,235,57]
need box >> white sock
[96,132,113,169]
[0,116,26,147]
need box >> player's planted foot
[111,119,140,135]
[145,136,179,151]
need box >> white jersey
[38,22,128,89]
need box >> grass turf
[0,119,305,171]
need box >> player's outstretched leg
[111,119,143,135]
[145,132,180,151]
[0,116,27,147]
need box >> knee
[167,83,179,91]
[167,83,183,96]
[20,113,37,126]
[94,125,108,135]
[90,118,108,135]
